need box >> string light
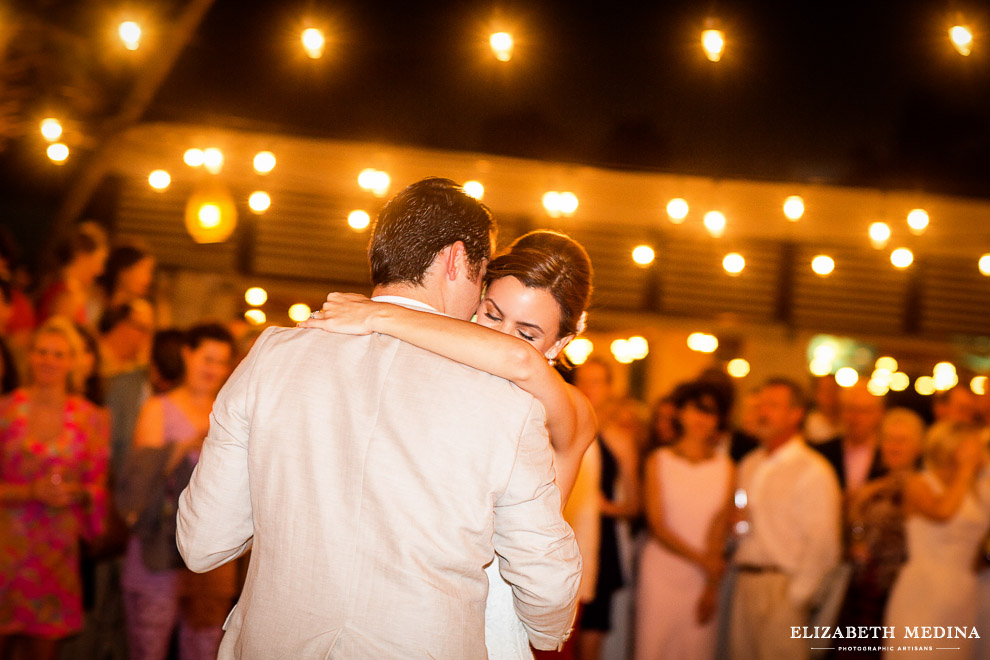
[543,191,578,218]
[288,304,312,322]
[203,148,223,174]
[358,169,390,197]
[889,372,910,392]
[979,254,990,276]
[348,210,371,231]
[184,148,205,167]
[47,143,69,163]
[148,170,170,190]
[632,245,655,266]
[875,356,898,372]
[906,209,929,235]
[701,28,725,62]
[463,180,484,199]
[302,28,326,59]
[722,253,745,275]
[253,151,276,174]
[564,338,593,365]
[687,332,718,353]
[890,248,914,269]
[727,358,750,378]
[835,367,859,388]
[490,32,514,62]
[245,287,268,306]
[869,222,891,249]
[703,211,726,237]
[40,118,62,142]
[248,191,271,213]
[666,198,689,223]
[783,196,804,221]
[971,376,988,396]
[119,21,141,50]
[950,25,974,56]
[244,309,267,325]
[915,376,936,396]
[811,255,834,276]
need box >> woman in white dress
[635,380,734,660]
[884,421,990,660]
[302,229,597,660]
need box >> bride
[301,229,597,659]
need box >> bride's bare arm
[299,293,595,497]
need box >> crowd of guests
[571,366,990,660]
[4,220,990,660]
[0,224,254,660]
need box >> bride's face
[475,276,567,358]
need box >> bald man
[811,384,886,493]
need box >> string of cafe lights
[31,11,990,383]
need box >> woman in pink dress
[0,317,109,660]
[636,380,734,660]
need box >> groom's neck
[372,283,443,313]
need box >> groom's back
[215,326,555,659]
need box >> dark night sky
[143,0,990,196]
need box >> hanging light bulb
[490,32,514,62]
[704,211,726,237]
[950,24,974,56]
[701,27,725,62]
[907,209,929,235]
[302,28,326,59]
[666,198,689,223]
[869,222,891,249]
[722,253,745,275]
[632,245,655,266]
[783,196,804,221]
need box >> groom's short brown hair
[369,177,496,286]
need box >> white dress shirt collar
[371,295,440,313]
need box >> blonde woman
[884,421,990,659]
[0,317,109,660]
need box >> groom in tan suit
[177,177,581,659]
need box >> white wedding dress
[884,471,990,660]
[485,561,535,660]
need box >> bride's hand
[297,292,379,335]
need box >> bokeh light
[203,148,223,174]
[811,254,835,276]
[666,198,689,223]
[244,309,267,325]
[722,252,745,275]
[47,143,69,163]
[148,170,170,190]
[889,372,910,392]
[950,25,974,56]
[463,180,484,199]
[907,209,929,235]
[704,211,726,237]
[302,28,326,59]
[490,32,514,62]
[627,336,649,360]
[632,245,655,266]
[702,29,725,62]
[979,254,990,276]
[835,367,859,388]
[358,169,390,197]
[727,358,750,378]
[248,191,271,213]
[348,210,371,230]
[119,21,141,50]
[610,339,634,364]
[253,151,276,174]
[687,332,718,353]
[869,222,891,248]
[245,287,268,306]
[564,338,593,365]
[184,148,204,167]
[915,376,936,396]
[890,248,913,269]
[875,356,898,372]
[288,303,312,323]
[783,196,804,221]
[971,376,988,396]
[40,118,62,142]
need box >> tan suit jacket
[177,323,581,659]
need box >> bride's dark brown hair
[484,230,593,340]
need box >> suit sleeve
[492,397,582,651]
[177,328,273,572]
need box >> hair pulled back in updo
[484,230,593,339]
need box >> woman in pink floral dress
[0,317,108,660]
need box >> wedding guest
[120,323,236,660]
[884,421,990,659]
[728,378,841,660]
[0,231,36,371]
[805,375,843,443]
[150,328,186,394]
[813,383,886,493]
[836,408,924,660]
[934,386,978,425]
[648,393,678,450]
[636,380,734,660]
[0,317,109,660]
[99,244,155,309]
[36,223,108,329]
[99,301,154,478]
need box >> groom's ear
[443,241,468,281]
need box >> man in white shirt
[729,377,842,660]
